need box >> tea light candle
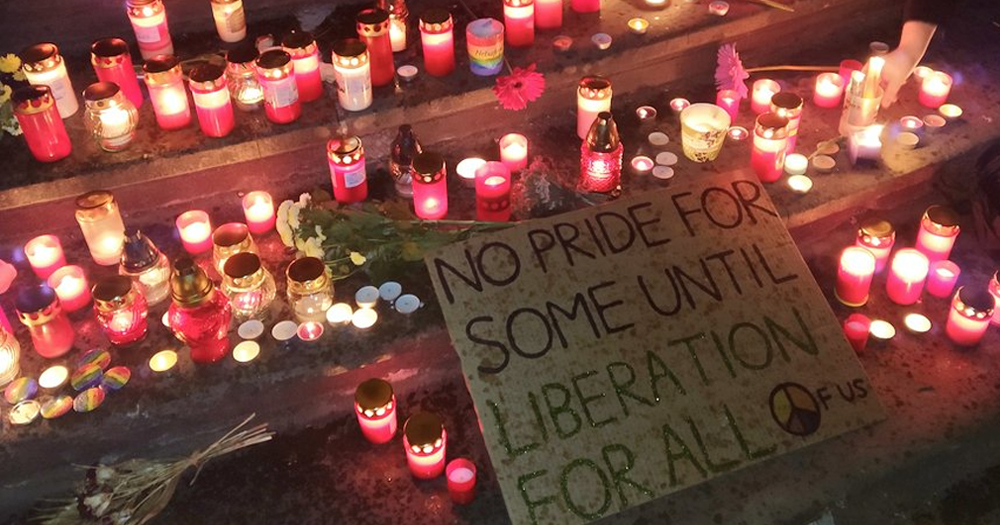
[420,10,456,77]
[149,349,178,372]
[631,156,654,175]
[635,106,657,121]
[922,114,946,133]
[784,153,808,176]
[727,126,749,141]
[242,191,275,235]
[848,125,883,165]
[855,218,894,273]
[352,307,378,329]
[669,97,690,114]
[404,412,447,479]
[751,79,780,115]
[503,0,535,48]
[787,175,813,194]
[813,73,844,108]
[835,247,876,307]
[24,235,66,279]
[355,286,380,308]
[456,157,487,188]
[176,210,213,254]
[355,378,398,444]
[886,248,929,305]
[842,313,871,353]
[715,89,740,122]
[39,365,69,390]
[915,205,960,263]
[812,155,836,173]
[232,340,260,363]
[628,18,649,35]
[500,133,529,171]
[900,115,924,134]
[326,302,354,324]
[904,313,932,334]
[475,161,512,222]
[708,0,729,16]
[946,287,994,347]
[552,36,573,52]
[938,104,963,121]
[919,71,952,109]
[47,265,91,312]
[297,321,324,342]
[447,458,478,504]
[536,0,563,28]
[577,76,612,140]
[869,319,896,342]
[926,260,960,298]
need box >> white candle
[211,0,247,43]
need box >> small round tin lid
[83,82,121,102]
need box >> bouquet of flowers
[0,52,27,137]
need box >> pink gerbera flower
[493,63,546,111]
[715,43,750,99]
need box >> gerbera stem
[747,65,838,73]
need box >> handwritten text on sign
[426,172,884,525]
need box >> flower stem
[747,65,838,73]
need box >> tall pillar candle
[886,248,929,306]
[499,133,528,172]
[11,87,72,163]
[91,38,144,108]
[355,378,398,444]
[946,287,994,347]
[535,0,562,29]
[327,135,369,204]
[283,31,324,103]
[503,0,535,47]
[411,151,448,220]
[577,76,612,140]
[143,55,192,130]
[715,89,740,122]
[255,50,301,124]
[189,64,235,138]
[914,205,960,263]
[467,18,504,76]
[211,0,247,43]
[770,92,803,153]
[420,9,456,77]
[24,235,66,279]
[571,0,600,13]
[357,9,395,87]
[835,247,876,307]
[919,71,952,109]
[813,72,844,109]
[75,190,126,266]
[750,79,779,115]
[126,0,173,60]
[20,43,78,118]
[332,39,373,112]
[855,218,895,274]
[751,113,789,183]
[403,412,447,479]
[475,161,512,222]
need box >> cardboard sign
[426,172,885,525]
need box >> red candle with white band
[919,71,952,109]
[751,113,789,183]
[411,152,449,220]
[327,135,369,204]
[357,8,395,87]
[500,133,528,172]
[855,218,894,274]
[835,247,876,307]
[715,89,740,122]
[504,0,535,47]
[189,64,235,138]
[945,287,994,347]
[47,265,92,313]
[914,205,959,263]
[404,412,447,479]
[126,0,173,60]
[813,73,844,109]
[143,55,191,130]
[355,378,397,444]
[446,459,477,504]
[476,161,512,222]
[420,9,456,77]
[886,248,929,305]
[535,0,562,29]
[176,210,214,254]
[751,79,779,114]
[926,260,960,299]
[283,31,324,103]
[255,50,302,124]
[25,235,66,279]
[91,38,144,108]
[242,191,275,235]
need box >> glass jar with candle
[769,92,803,153]
[0,328,20,387]
[211,0,247,43]
[420,9,456,77]
[856,218,895,274]
[11,86,72,163]
[328,135,368,204]
[356,8,395,87]
[126,0,174,60]
[93,275,149,346]
[255,50,301,124]
[476,161,512,222]
[751,113,789,183]
[222,252,276,322]
[47,265,92,312]
[946,287,994,347]
[168,258,232,363]
[120,229,171,306]
[385,0,409,52]
[91,38,144,108]
[242,191,275,235]
[226,45,264,111]
[580,112,623,194]
[577,76,612,140]
[282,31,324,103]
[75,190,126,266]
[286,257,334,323]
[143,55,192,130]
[390,124,422,197]
[83,82,139,152]
[915,205,960,263]
[20,43,78,118]
[502,0,535,47]
[24,234,66,279]
[411,151,449,220]
[212,223,257,274]
[404,412,447,479]
[16,285,75,358]
[332,39,373,112]
[466,18,504,76]
[189,63,235,138]
[355,378,397,444]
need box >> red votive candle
[242,191,275,235]
[189,63,235,138]
[813,72,844,109]
[751,79,779,115]
[838,59,863,85]
[91,38,144,108]
[503,0,535,47]
[715,89,740,122]
[571,0,600,13]
[327,135,369,204]
[283,31,324,103]
[751,113,789,183]
[404,412,447,479]
[420,9,456,77]
[842,313,871,353]
[411,152,449,220]
[855,218,895,274]
[835,247,876,307]
[915,205,960,263]
[946,287,994,347]
[255,50,302,124]
[446,458,478,504]
[475,161,512,222]
[500,133,528,172]
[93,275,149,346]
[357,8,395,87]
[926,260,960,299]
[144,55,191,130]
[886,248,929,306]
[24,235,66,279]
[535,0,562,29]
[176,210,214,254]
[919,71,952,109]
[11,86,72,163]
[355,378,398,444]
[47,265,91,313]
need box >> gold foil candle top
[333,39,369,67]
[189,63,227,91]
[92,275,138,312]
[504,0,534,7]
[20,43,62,73]
[170,258,215,307]
[405,412,444,449]
[355,378,394,415]
[586,112,621,153]
[858,218,895,245]
[227,44,259,68]
[419,9,453,33]
[282,31,319,57]
[412,151,446,184]
[15,285,61,326]
[126,0,165,17]
[578,76,612,100]
[755,113,790,140]
[922,205,960,236]
[770,92,804,114]
[255,50,293,78]
[286,257,330,294]
[223,252,267,289]
[142,55,183,85]
[954,287,995,320]
[12,86,55,115]
[327,135,364,165]
[75,190,118,221]
[357,8,390,36]
[83,82,122,106]
[91,38,130,68]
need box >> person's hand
[881,47,920,108]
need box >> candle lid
[578,76,612,99]
[75,190,115,212]
[286,256,330,293]
[956,287,995,316]
[412,151,445,178]
[170,258,215,307]
[212,222,251,248]
[405,412,444,447]
[770,92,804,111]
[327,135,364,164]
[11,86,55,114]
[143,54,180,74]
[20,42,59,68]
[92,275,137,312]
[83,82,121,103]
[189,63,226,85]
[91,38,130,61]
[355,378,393,411]
[227,44,260,65]
[420,9,453,32]
[333,39,368,60]
[585,112,621,153]
[256,49,292,70]
[223,252,263,281]
[755,112,789,138]
[121,229,162,272]
[281,30,316,51]
[858,217,894,241]
[922,205,960,234]
[15,285,60,323]
[357,8,390,35]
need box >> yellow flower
[349,252,367,266]
[13,70,25,81]
[0,84,11,105]
[0,54,21,74]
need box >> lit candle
[989,271,1000,326]
[467,18,505,77]
[92,275,149,346]
[842,313,870,353]
[255,50,302,124]
[708,0,729,16]
[404,412,447,479]
[211,0,247,43]
[242,191,275,235]
[411,151,449,220]
[327,135,369,204]
[143,55,192,130]
[20,43,79,118]
[751,113,789,183]
[357,8,395,87]
[447,459,478,504]
[786,175,813,194]
[16,285,75,358]
[332,39,373,112]
[915,205,960,263]
[770,93,803,153]
[283,31,324,103]
[577,76,612,140]
[503,0,535,47]
[628,18,649,35]
[715,89,740,122]
[922,114,946,133]
[727,126,749,141]
[835,247,876,307]
[751,79,779,115]
[900,115,924,135]
[126,0,174,60]
[385,0,409,52]
[24,235,66,279]
[91,38,144,108]
[456,157,487,188]
[352,307,378,329]
[75,190,127,266]
[869,319,896,343]
[630,156,654,176]
[536,0,562,29]
[500,133,528,172]
[946,287,994,347]
[784,153,808,176]
[838,59,863,85]
[580,112,623,193]
[149,349,178,372]
[855,218,894,274]
[848,125,883,165]
[813,73,844,109]
[297,321,325,342]
[926,260,960,299]
[38,365,68,390]
[420,10,456,77]
[176,210,213,254]
[635,106,657,121]
[571,0,600,13]
[232,340,260,363]
[938,103,963,121]
[886,248,929,306]
[669,97,690,114]
[189,64,235,138]
[919,71,952,109]
[912,65,933,80]
[212,222,257,274]
[326,302,354,324]
[0,329,19,387]
[47,265,91,312]
[82,82,139,152]
[11,86,72,163]
[904,313,932,334]
[226,46,265,111]
[355,378,398,444]
[476,161,512,222]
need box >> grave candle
[286,257,334,323]
[842,313,871,353]
[571,0,600,13]
[211,0,247,43]
[580,112,622,193]
[385,0,409,52]
[770,92,803,153]
[143,55,192,130]
[447,459,477,504]
[715,89,739,122]
[467,18,504,76]
[989,271,1000,325]
[332,39,373,112]
[751,79,779,115]
[47,265,91,312]
[945,287,994,347]
[504,0,535,47]
[91,38,144,108]
[420,9,456,77]
[886,248,929,306]
[577,76,612,140]
[283,31,324,103]
[355,378,398,444]
[242,191,275,235]
[0,330,19,388]
[189,64,235,138]
[536,0,562,29]
[411,151,448,220]
[93,275,149,346]
[926,260,960,299]
[915,205,960,263]
[126,0,173,60]
[357,8,395,87]
[255,50,302,124]
[121,230,172,306]
[476,161,512,222]
[11,86,72,163]
[404,412,447,479]
[835,247,876,307]
[25,235,66,279]
[82,82,139,152]
[75,190,127,266]
[919,71,952,109]
[327,135,369,204]
[16,285,75,358]
[813,73,844,108]
[855,218,895,274]
[212,223,257,274]
[500,133,528,171]
[221,253,276,323]
[20,43,79,118]
[838,59,863,85]
[226,45,264,111]
[168,258,233,363]
[751,113,789,183]
[456,157,487,187]
[175,210,213,254]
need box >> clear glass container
[168,258,232,363]
[212,222,258,274]
[75,190,127,266]
[226,45,264,111]
[222,252,276,322]
[15,285,75,358]
[0,328,21,387]
[120,229,172,306]
[93,275,149,346]
[286,257,334,323]
[83,82,139,152]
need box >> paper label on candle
[341,165,367,188]
[426,171,885,525]
[133,23,166,43]
[267,78,299,108]
[223,6,246,32]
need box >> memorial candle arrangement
[93,275,149,346]
[855,218,895,273]
[503,0,535,47]
[332,39,373,112]
[212,222,258,274]
[499,133,528,172]
[221,253,277,322]
[835,247,876,307]
[886,248,929,306]
[91,38,144,108]
[750,79,779,115]
[189,64,235,138]
[327,135,369,204]
[82,82,139,151]
[0,329,20,387]
[403,412,447,479]
[577,76,612,140]
[286,257,334,323]
[580,112,623,193]
[926,260,960,299]
[11,86,72,163]
[242,191,275,235]
[255,50,301,124]
[357,8,395,87]
[571,0,600,13]
[813,72,844,109]
[120,230,172,306]
[385,0,410,52]
[475,161,512,222]
[20,43,79,118]
[919,71,952,109]
[420,9,456,77]
[176,210,214,255]
[914,205,960,263]
[210,0,247,43]
[143,55,192,130]
[24,235,66,279]
[467,18,504,76]
[126,0,173,60]
[840,56,883,136]
[16,285,75,358]
[946,287,994,347]
[715,89,740,122]
[283,31,324,103]
[770,92,803,153]
[226,45,264,111]
[535,0,562,29]
[47,265,92,312]
[354,378,398,444]
[75,190,127,266]
[751,113,789,183]
[168,258,233,363]
[411,151,449,220]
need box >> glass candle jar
[283,31,324,103]
[176,210,214,254]
[83,82,139,152]
[751,113,789,183]
[16,285,74,358]
[24,234,66,279]
[466,18,504,77]
[0,328,20,387]
[412,151,449,220]
[503,0,535,48]
[856,218,895,274]
[222,252,276,322]
[11,86,72,163]
[420,9,456,77]
[835,247,876,307]
[770,92,803,153]
[750,78,779,115]
[75,190,127,266]
[946,287,994,347]
[356,8,395,87]
[404,412,447,479]
[126,0,174,60]
[385,0,409,52]
[355,378,397,444]
[886,248,929,306]
[915,205,960,263]
[499,133,528,172]
[143,55,192,130]
[120,229,172,306]
[332,39,373,112]
[189,63,235,138]
[47,265,92,312]
[813,72,844,109]
[20,43,78,118]
[93,275,149,346]
[286,257,334,323]
[168,258,232,363]
[212,222,258,274]
[242,191,276,235]
[91,38,144,108]
[255,50,301,124]
[476,161,512,222]
[580,112,623,194]
[211,0,247,43]
[919,71,952,109]
[390,124,422,197]
[327,135,369,204]
[226,45,264,111]
[577,76,612,140]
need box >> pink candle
[242,191,275,235]
[126,0,173,60]
[842,313,871,353]
[355,378,397,444]
[571,0,600,13]
[412,152,449,220]
[770,93,803,153]
[143,55,191,130]
[327,135,369,204]
[715,89,740,122]
[915,205,960,263]
[283,31,324,103]
[919,71,952,109]
[46,265,92,312]
[420,10,456,77]
[475,161,512,222]
[24,235,66,279]
[926,260,960,299]
[176,210,213,254]
[813,73,844,108]
[91,38,144,108]
[357,8,395,88]
[504,0,535,48]
[255,50,302,125]
[838,59,863,85]
[751,79,779,115]
[855,218,895,274]
[835,247,876,307]
[404,412,447,479]
[535,0,562,29]
[989,271,1000,326]
[500,133,528,172]
[945,287,994,347]
[886,248,929,305]
[189,64,235,138]
[446,458,477,504]
[751,113,789,183]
